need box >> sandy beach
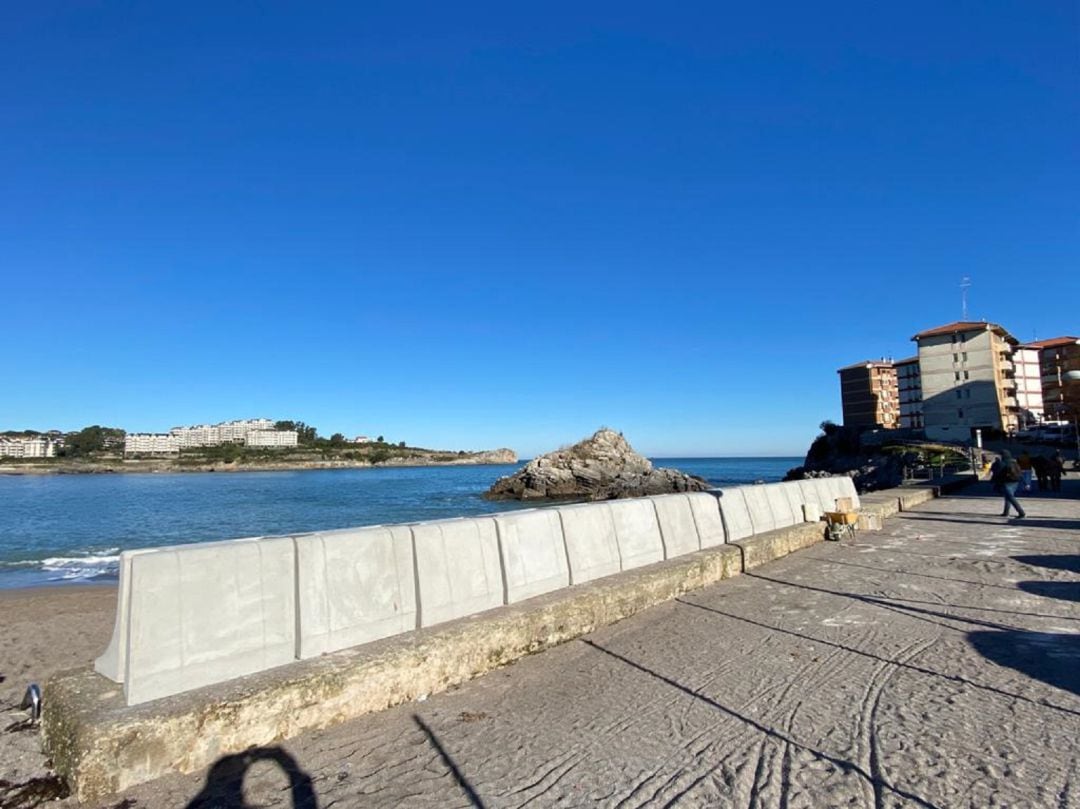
[3,483,1079,808]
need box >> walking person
[994,451,1026,518]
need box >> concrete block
[609,498,665,569]
[797,479,833,513]
[557,502,620,584]
[763,483,797,528]
[777,481,808,523]
[687,493,726,548]
[716,488,754,541]
[94,548,161,684]
[121,536,297,705]
[493,508,570,603]
[649,494,701,558]
[295,526,417,659]
[741,485,776,534]
[412,517,504,627]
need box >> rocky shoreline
[0,448,517,476]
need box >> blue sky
[2,2,1077,457]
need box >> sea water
[0,457,799,588]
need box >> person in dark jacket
[993,451,1026,518]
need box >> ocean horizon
[0,456,801,589]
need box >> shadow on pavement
[413,715,487,808]
[1012,554,1080,573]
[968,631,1080,696]
[1016,581,1080,602]
[185,746,318,809]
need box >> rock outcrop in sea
[484,428,709,501]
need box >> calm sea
[0,457,799,589]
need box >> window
[953,353,959,363]
[962,352,968,362]
[958,408,964,418]
[955,371,961,381]
[965,389,971,399]
[964,371,970,380]
[956,390,963,399]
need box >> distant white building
[0,436,57,458]
[1012,346,1045,427]
[245,430,298,448]
[124,434,180,455]
[352,435,371,444]
[169,424,220,447]
[169,419,280,448]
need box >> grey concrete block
[122,536,297,706]
[493,508,570,604]
[557,502,621,584]
[777,481,808,523]
[763,483,797,528]
[717,487,754,541]
[609,498,665,569]
[687,493,726,548]
[413,517,504,627]
[649,494,701,558]
[742,485,776,534]
[295,525,417,659]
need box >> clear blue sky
[2,2,1077,457]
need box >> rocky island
[485,428,708,501]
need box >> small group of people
[1015,449,1067,493]
[990,448,1069,519]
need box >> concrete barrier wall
[687,493,726,548]
[295,526,417,659]
[413,517,504,627]
[494,509,570,603]
[650,494,701,558]
[94,477,864,706]
[119,537,297,706]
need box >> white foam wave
[34,549,121,581]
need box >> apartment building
[837,360,899,429]
[1011,346,1045,427]
[913,321,1019,441]
[124,434,180,455]
[169,419,278,448]
[894,356,923,430]
[245,430,298,447]
[0,436,57,458]
[1026,336,1080,424]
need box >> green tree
[398,440,406,448]
[330,433,346,447]
[61,425,126,457]
[376,435,385,443]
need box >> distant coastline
[0,448,518,476]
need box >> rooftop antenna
[960,276,972,320]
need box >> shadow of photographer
[185,746,318,809]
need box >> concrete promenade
[54,482,1080,806]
